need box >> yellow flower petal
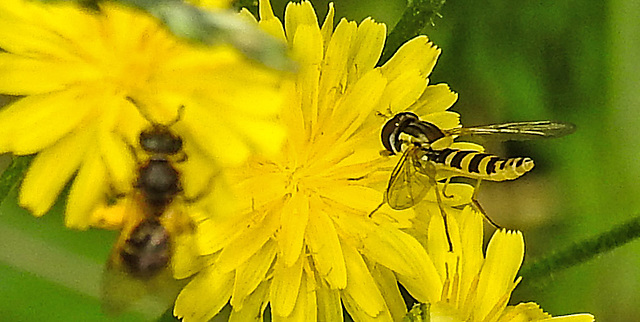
[2,0,287,226]
[379,71,428,115]
[172,238,203,280]
[413,83,459,115]
[231,241,277,310]
[174,265,234,321]
[380,35,441,81]
[320,184,382,213]
[258,0,286,41]
[306,208,347,289]
[0,88,92,154]
[370,265,408,321]
[318,19,357,106]
[279,193,309,266]
[229,281,270,322]
[196,211,247,255]
[0,55,98,95]
[319,3,335,50]
[341,242,390,318]
[97,124,136,194]
[19,128,90,216]
[65,146,108,229]
[274,271,317,320]
[215,204,280,272]
[332,69,387,140]
[269,255,304,317]
[475,230,524,319]
[316,278,343,321]
[540,315,596,322]
[350,18,386,81]
[284,1,319,45]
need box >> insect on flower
[101,102,202,317]
[374,111,575,249]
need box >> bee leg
[470,180,502,229]
[427,163,453,252]
[182,170,220,204]
[175,151,188,163]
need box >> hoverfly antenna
[375,107,394,119]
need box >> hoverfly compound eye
[381,112,420,154]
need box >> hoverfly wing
[386,147,434,210]
[445,121,576,141]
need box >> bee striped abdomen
[426,148,534,181]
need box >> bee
[375,111,575,249]
[101,105,201,317]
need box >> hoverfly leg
[368,200,385,218]
[433,179,454,252]
[441,177,454,199]
[427,162,454,252]
[470,179,502,229]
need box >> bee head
[139,126,183,155]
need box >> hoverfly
[376,111,575,249]
[100,104,202,317]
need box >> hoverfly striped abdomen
[424,148,535,181]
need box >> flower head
[419,207,595,322]
[0,0,286,229]
[174,0,468,320]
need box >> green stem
[519,215,640,285]
[380,0,446,65]
[0,155,34,205]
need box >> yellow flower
[0,0,286,229]
[419,207,595,322]
[189,0,233,10]
[175,1,468,320]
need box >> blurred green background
[1,0,638,320]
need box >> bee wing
[101,261,186,319]
[444,121,576,141]
[386,147,435,210]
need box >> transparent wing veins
[444,121,576,141]
[385,147,434,210]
